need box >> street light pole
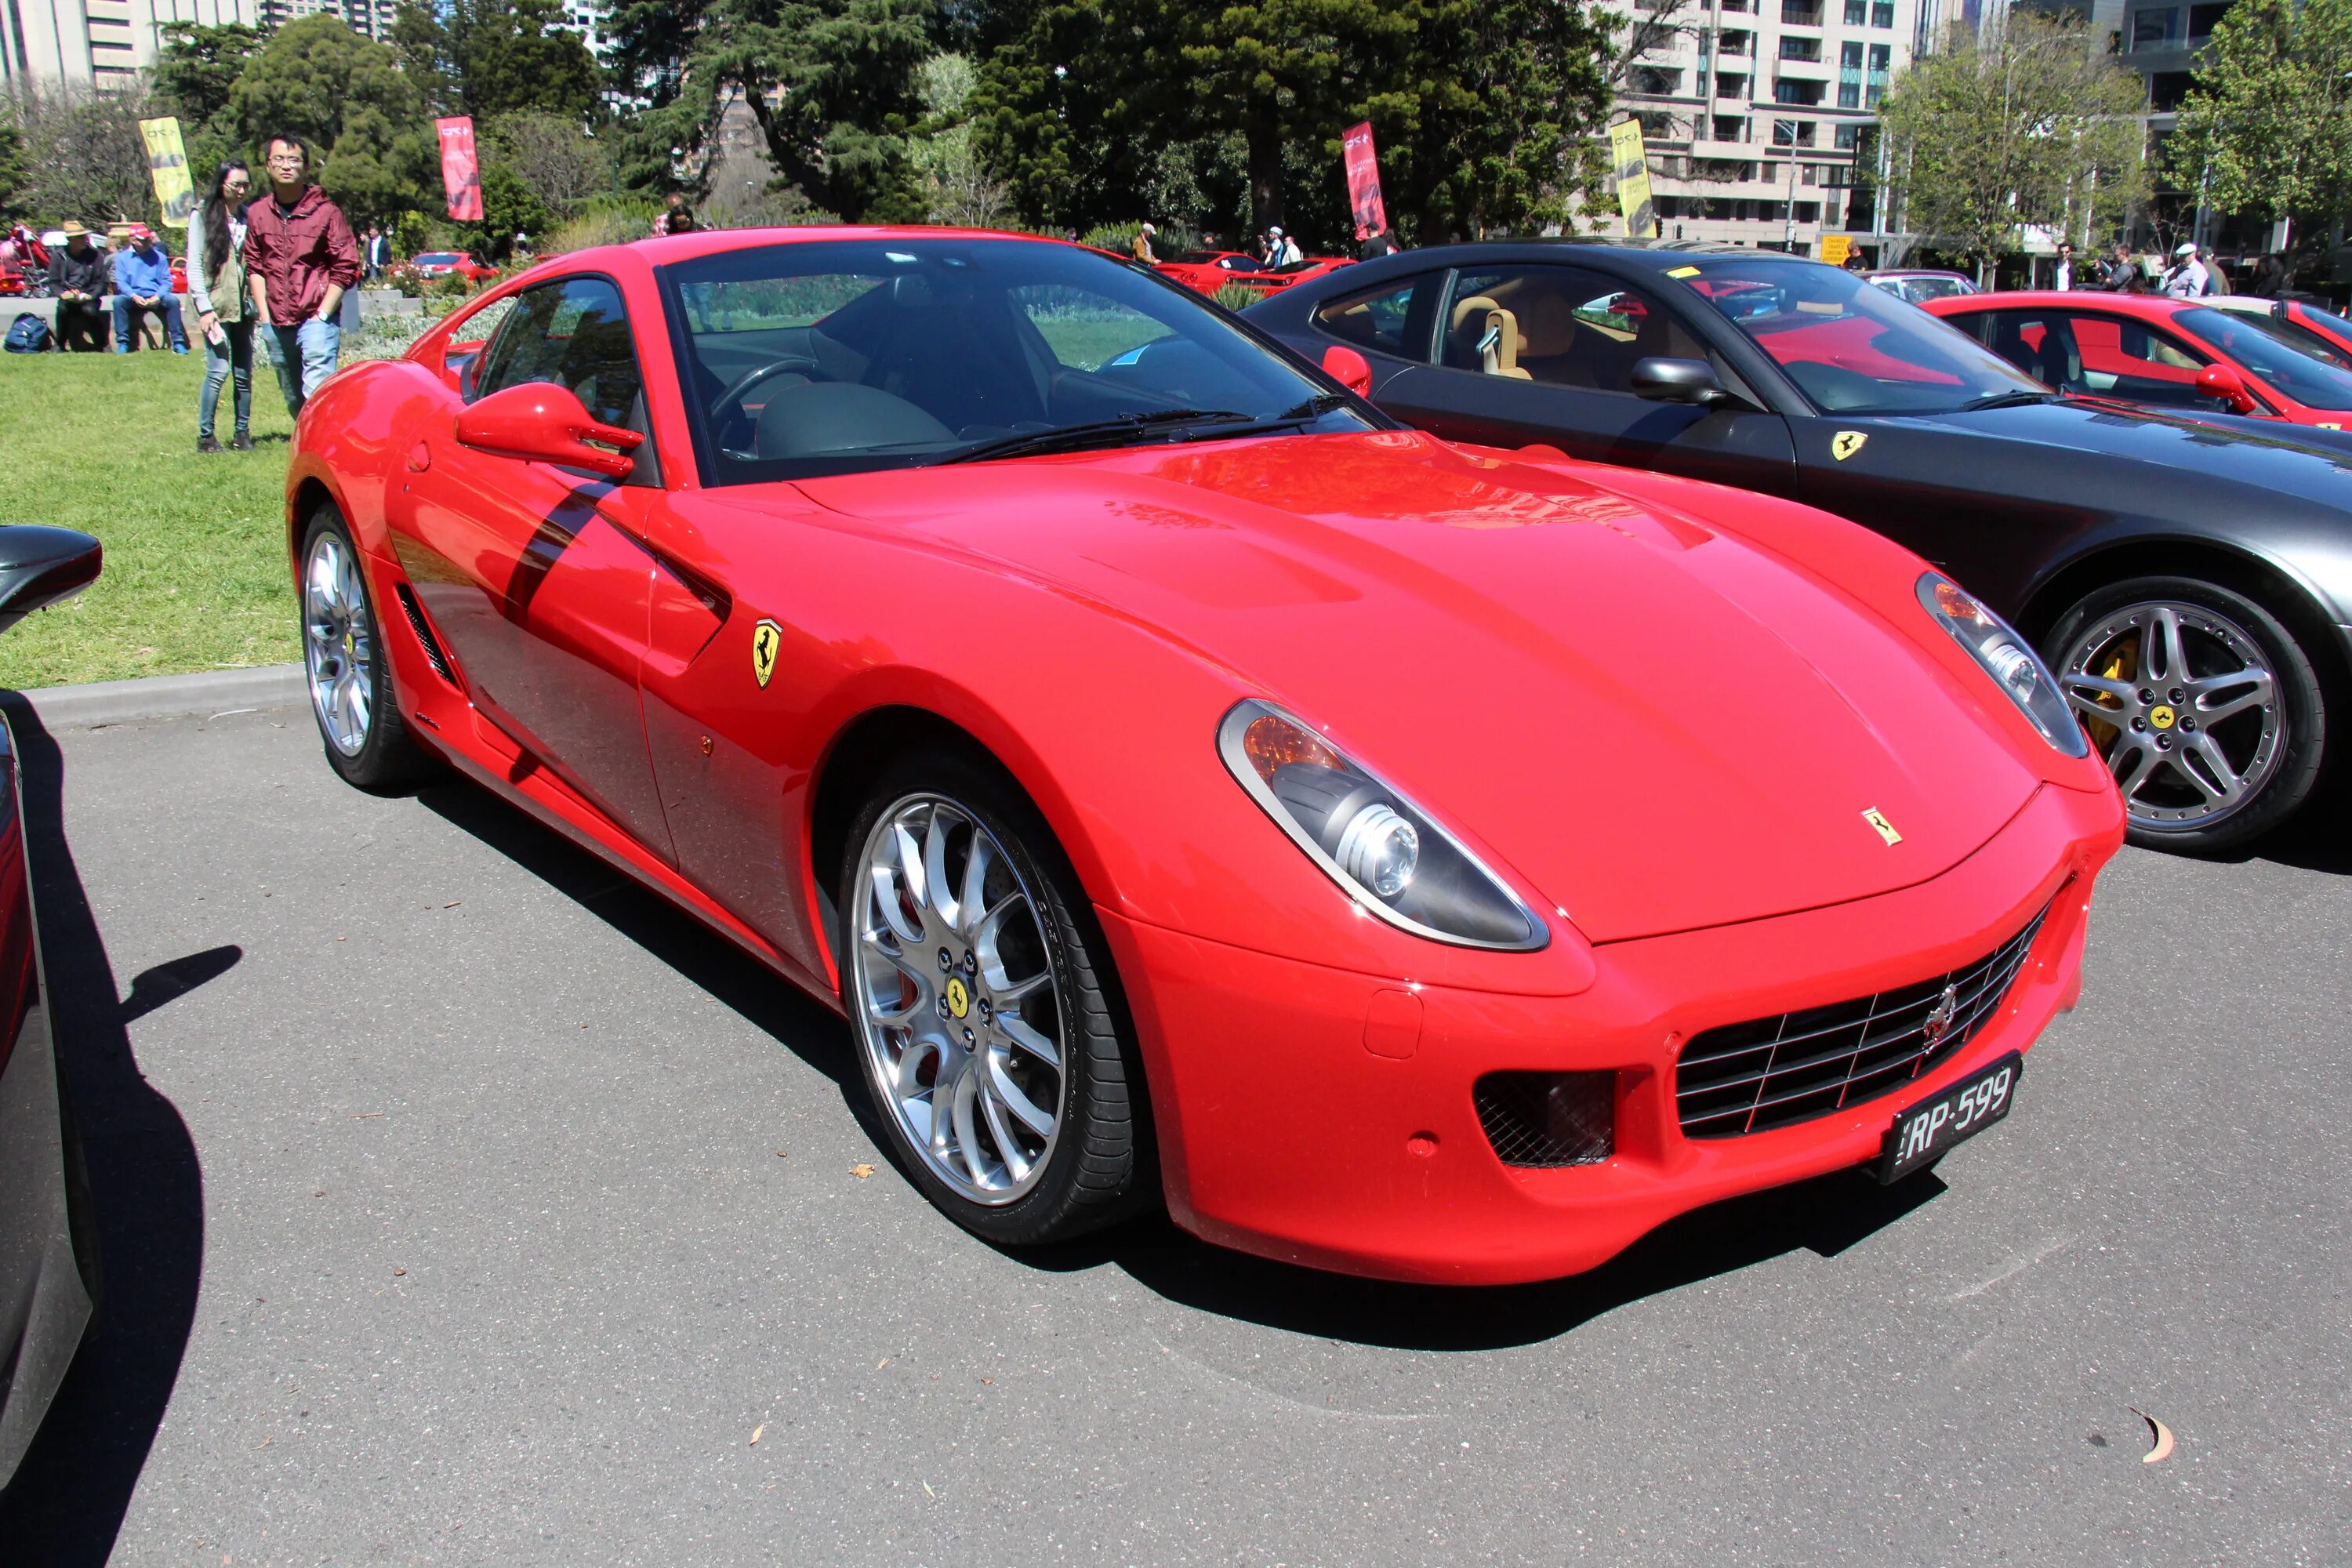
[1780,118,1799,252]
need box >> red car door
[388,274,677,860]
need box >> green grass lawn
[0,347,303,688]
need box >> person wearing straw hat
[45,223,111,351]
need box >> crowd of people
[4,134,363,452]
[2048,238,2293,298]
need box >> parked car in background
[0,263,23,298]
[0,524,106,1490]
[1926,291,2352,430]
[169,256,187,295]
[2196,293,2352,369]
[1157,250,1352,301]
[1247,241,2352,851]
[1866,269,1978,305]
[407,251,498,284]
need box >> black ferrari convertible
[1247,243,2352,851]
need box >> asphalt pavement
[1,702,2346,1566]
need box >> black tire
[299,506,441,794]
[837,750,1152,1247]
[2044,575,2326,852]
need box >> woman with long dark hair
[187,159,255,452]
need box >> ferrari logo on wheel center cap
[944,977,971,1019]
[2150,704,2176,729]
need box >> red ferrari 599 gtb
[285,229,2122,1285]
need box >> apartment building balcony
[1780,0,1825,24]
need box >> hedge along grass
[0,348,303,688]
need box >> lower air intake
[394,582,457,685]
[1472,1071,1614,1167]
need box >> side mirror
[1320,343,1374,397]
[2195,363,2259,415]
[1631,356,1735,408]
[455,383,644,480]
[0,526,102,635]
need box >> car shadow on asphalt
[0,702,215,1564]
[414,771,1957,1352]
[1013,1166,1948,1352]
[416,781,859,1092]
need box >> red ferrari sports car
[1156,250,1351,299]
[284,228,2122,1285]
[1926,290,2352,429]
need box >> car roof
[1922,290,2194,317]
[1864,269,1971,280]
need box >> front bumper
[1098,781,2122,1286]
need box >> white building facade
[1605,0,1924,259]
[2,0,257,91]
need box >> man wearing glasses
[244,132,361,416]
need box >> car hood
[791,430,2041,943]
[1914,397,2352,502]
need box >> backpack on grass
[4,312,49,353]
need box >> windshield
[659,238,1372,484]
[416,252,464,264]
[1681,258,2042,413]
[2176,306,2352,408]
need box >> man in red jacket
[245,132,361,416]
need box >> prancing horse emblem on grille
[1922,982,1961,1045]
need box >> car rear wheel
[839,755,1149,1246]
[300,507,439,793]
[2046,575,2325,851]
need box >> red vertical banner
[1342,121,1388,242]
[437,116,484,222]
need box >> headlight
[1916,573,2089,758]
[1218,701,1546,950]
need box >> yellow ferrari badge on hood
[1831,430,1868,462]
[751,619,782,688]
[1862,807,1902,846]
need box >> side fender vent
[393,582,459,687]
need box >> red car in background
[408,250,499,284]
[282,227,2118,1286]
[1156,249,1352,299]
[2197,293,2352,369]
[1925,290,2352,429]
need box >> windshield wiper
[941,408,1260,464]
[1957,390,2053,412]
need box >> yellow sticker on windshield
[1665,265,1701,278]
[1831,430,1868,461]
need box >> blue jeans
[199,318,254,439]
[263,318,340,416]
[111,294,186,351]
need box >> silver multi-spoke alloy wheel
[849,794,1069,1205]
[303,529,375,758]
[2057,599,2283,832]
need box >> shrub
[1210,282,1263,311]
[543,201,660,255]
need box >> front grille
[1473,1070,1614,1167]
[1675,905,2048,1140]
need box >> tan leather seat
[1517,294,1581,359]
[1450,294,1530,378]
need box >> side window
[2064,310,2211,404]
[1312,277,1426,359]
[1439,267,1705,393]
[471,276,658,479]
[1975,309,2082,392]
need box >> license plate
[1876,1052,2022,1184]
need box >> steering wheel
[713,357,824,419]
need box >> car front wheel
[2046,575,2326,851]
[300,506,440,793]
[839,755,1150,1246]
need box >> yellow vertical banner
[1609,118,1657,240]
[139,116,197,228]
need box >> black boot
[197,434,222,453]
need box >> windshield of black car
[1680,259,2043,414]
[657,238,1374,483]
[2176,307,2352,409]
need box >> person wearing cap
[2162,241,2211,298]
[111,225,188,353]
[45,222,111,350]
[1131,222,1158,264]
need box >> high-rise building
[252,0,397,42]
[2,0,258,91]
[1604,0,1921,259]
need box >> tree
[229,15,438,227]
[450,0,602,122]
[682,0,936,221]
[2,82,158,227]
[2165,0,2352,252]
[1875,13,2147,279]
[490,110,613,216]
[0,114,26,219]
[908,54,1014,226]
[155,20,269,184]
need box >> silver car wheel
[848,793,1067,1205]
[303,530,374,758]
[2057,599,2283,831]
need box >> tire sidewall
[2045,574,2326,851]
[299,508,410,791]
[837,755,1137,1246]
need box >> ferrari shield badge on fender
[1862,807,1902,846]
[1831,430,1868,462]
[751,619,782,688]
